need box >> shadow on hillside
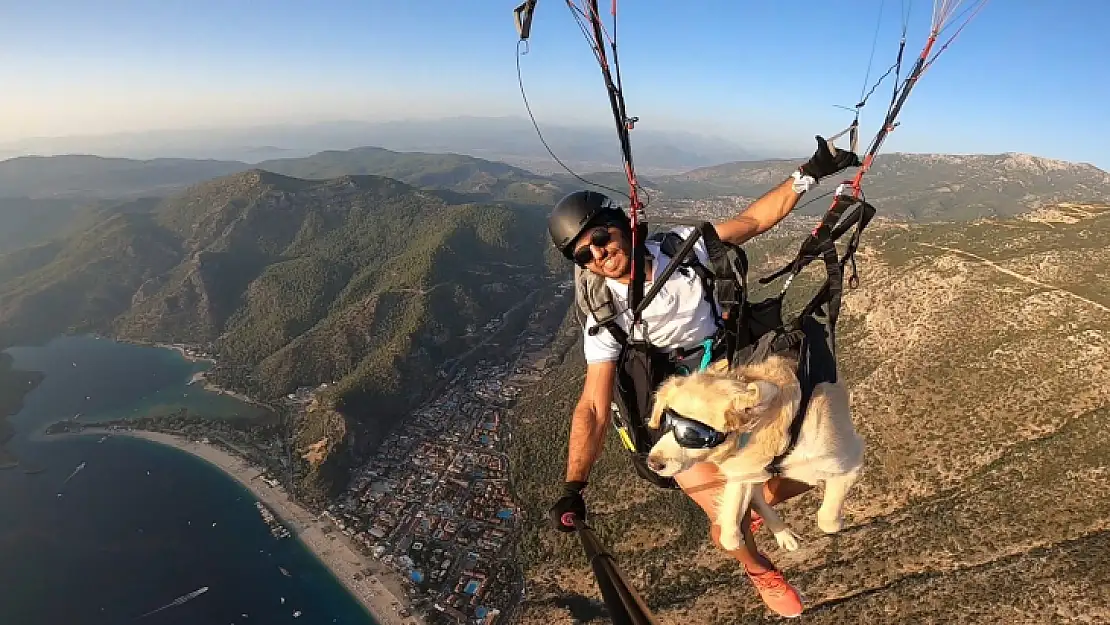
[536,593,611,623]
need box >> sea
[0,335,377,625]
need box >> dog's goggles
[658,408,729,449]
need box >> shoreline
[152,341,273,411]
[50,428,423,625]
[192,370,272,411]
[79,336,272,412]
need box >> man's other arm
[565,360,618,482]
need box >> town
[301,286,572,624]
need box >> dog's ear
[648,401,664,429]
[649,377,679,429]
[724,380,781,430]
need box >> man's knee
[765,477,814,504]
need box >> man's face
[572,224,630,279]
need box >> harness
[749,188,876,475]
[576,198,874,487]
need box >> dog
[645,353,865,552]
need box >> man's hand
[548,481,588,532]
[798,135,862,181]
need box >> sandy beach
[65,428,424,625]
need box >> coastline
[152,341,273,411]
[1,352,45,470]
[194,370,271,411]
[53,428,423,625]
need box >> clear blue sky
[1,0,1107,168]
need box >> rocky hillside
[507,202,1110,624]
[0,169,554,498]
[655,153,1110,220]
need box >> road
[918,242,1110,314]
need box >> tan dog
[646,354,865,551]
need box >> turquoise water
[0,335,376,625]
[5,335,268,432]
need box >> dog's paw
[719,527,742,551]
[817,514,843,534]
[773,528,801,551]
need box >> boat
[19,463,45,475]
[255,501,291,539]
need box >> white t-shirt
[582,226,720,364]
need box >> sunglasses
[572,227,612,267]
[657,407,729,449]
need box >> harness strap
[759,193,865,286]
[745,194,873,476]
[671,337,717,375]
[765,315,837,476]
[631,228,705,330]
[655,232,722,332]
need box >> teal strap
[736,431,752,450]
[697,338,714,371]
[674,337,717,377]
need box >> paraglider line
[515,39,631,202]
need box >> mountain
[0,169,555,499]
[0,155,249,199]
[2,147,1106,235]
[0,117,756,174]
[256,146,568,204]
[0,198,86,253]
[508,202,1110,624]
[0,196,165,255]
[657,153,1110,220]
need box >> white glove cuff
[791,170,817,194]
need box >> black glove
[547,481,587,532]
[798,135,862,181]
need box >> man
[545,137,861,618]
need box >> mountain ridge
[655,152,1110,220]
[3,147,1105,238]
[0,116,758,173]
[0,154,247,198]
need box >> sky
[0,0,1107,168]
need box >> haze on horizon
[1,0,1107,168]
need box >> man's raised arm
[714,137,862,247]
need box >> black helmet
[548,190,627,260]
